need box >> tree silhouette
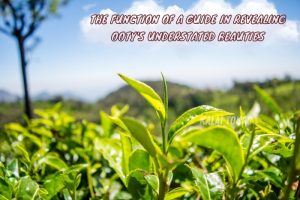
[0,0,69,118]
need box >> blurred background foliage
[0,77,299,126]
[0,75,299,199]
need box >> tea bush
[0,74,299,200]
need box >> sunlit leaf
[126,170,152,199]
[121,117,162,158]
[16,176,39,200]
[162,73,168,122]
[109,116,129,132]
[7,159,19,178]
[189,166,211,200]
[165,187,191,200]
[43,173,66,200]
[100,111,113,137]
[239,106,246,128]
[249,134,293,159]
[129,149,150,172]
[145,174,159,194]
[182,126,244,182]
[120,132,132,176]
[22,132,42,147]
[0,178,12,200]
[253,118,278,135]
[38,153,68,170]
[14,143,30,163]
[111,104,129,117]
[30,126,53,138]
[4,123,26,133]
[206,172,224,199]
[43,164,86,200]
[95,138,125,183]
[257,167,283,188]
[118,73,166,122]
[169,105,233,144]
[254,85,282,114]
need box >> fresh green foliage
[0,105,118,199]
[0,74,299,199]
[168,106,233,145]
[254,85,282,114]
[118,74,166,123]
[121,117,163,158]
[182,126,244,182]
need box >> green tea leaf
[118,73,166,122]
[95,138,125,183]
[169,105,233,144]
[0,178,12,200]
[189,167,211,200]
[100,111,113,137]
[206,172,224,199]
[7,159,19,178]
[257,167,283,188]
[254,85,282,114]
[38,153,68,170]
[145,174,159,194]
[239,106,246,129]
[182,126,244,182]
[43,173,66,200]
[161,73,169,153]
[121,117,162,158]
[109,116,129,132]
[129,149,150,172]
[111,104,129,117]
[22,132,42,147]
[120,132,132,176]
[263,140,293,157]
[253,118,278,135]
[249,134,293,159]
[165,187,190,200]
[126,170,150,199]
[14,143,30,163]
[161,72,168,123]
[4,123,26,133]
[43,164,86,200]
[61,166,84,191]
[16,176,39,200]
[30,126,53,138]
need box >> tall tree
[0,0,69,118]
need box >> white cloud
[79,0,300,44]
[236,0,277,14]
[82,3,97,12]
[188,0,233,14]
[125,0,164,14]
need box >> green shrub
[0,74,299,200]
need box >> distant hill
[0,90,83,103]
[0,78,299,126]
[97,82,203,124]
[33,91,83,102]
[97,81,214,117]
[96,79,300,123]
[0,89,19,102]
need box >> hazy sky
[0,0,300,101]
